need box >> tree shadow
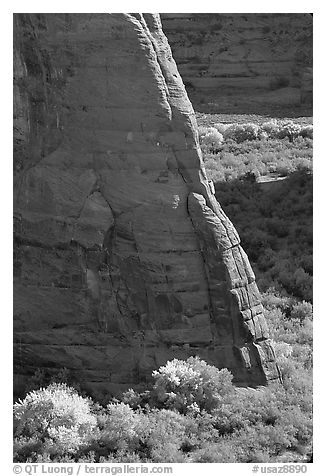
[214,170,313,301]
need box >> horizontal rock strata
[14,13,281,397]
[161,13,312,93]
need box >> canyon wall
[161,13,312,100]
[13,13,281,398]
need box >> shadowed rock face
[160,13,312,92]
[13,13,281,396]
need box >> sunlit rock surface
[13,13,281,397]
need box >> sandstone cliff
[13,13,281,397]
[161,13,312,106]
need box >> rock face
[161,13,312,94]
[14,13,281,397]
[300,67,313,104]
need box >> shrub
[223,124,241,142]
[223,123,259,143]
[277,122,301,141]
[190,440,239,462]
[242,123,260,140]
[210,383,312,462]
[259,131,269,141]
[97,402,145,452]
[98,450,143,463]
[121,388,150,409]
[200,121,312,182]
[198,126,224,151]
[212,388,281,434]
[214,122,228,135]
[13,347,313,463]
[261,290,294,312]
[300,125,313,139]
[152,356,234,414]
[291,267,312,302]
[141,409,191,462]
[272,341,293,369]
[202,155,227,182]
[290,301,313,322]
[261,120,280,139]
[13,383,96,456]
[13,436,44,462]
[229,422,297,462]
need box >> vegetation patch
[13,111,313,464]
[214,171,312,301]
[198,119,312,182]
[14,320,312,463]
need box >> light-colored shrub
[259,131,269,141]
[261,120,280,138]
[152,356,234,413]
[223,123,259,143]
[13,383,96,453]
[242,123,260,140]
[277,121,301,141]
[98,402,145,451]
[203,155,227,182]
[199,126,224,150]
[142,409,190,462]
[290,301,313,322]
[271,341,293,369]
[213,122,228,135]
[190,441,241,463]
